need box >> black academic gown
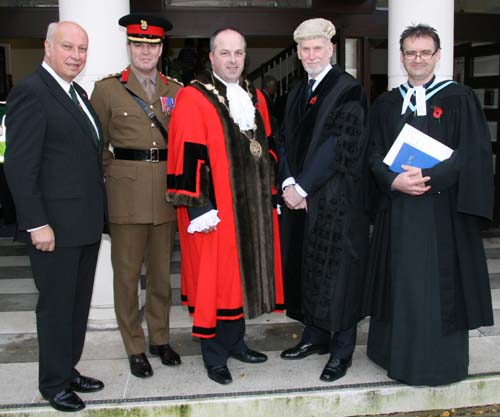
[279,66,371,332]
[364,80,494,386]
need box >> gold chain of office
[194,77,263,159]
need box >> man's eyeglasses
[402,50,438,61]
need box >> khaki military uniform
[91,67,181,355]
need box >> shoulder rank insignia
[159,73,183,87]
[97,71,122,82]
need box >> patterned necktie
[306,78,316,101]
[69,85,100,145]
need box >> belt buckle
[150,147,159,163]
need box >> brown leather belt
[113,147,166,163]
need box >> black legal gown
[365,80,494,386]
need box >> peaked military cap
[119,13,173,44]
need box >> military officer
[91,14,182,378]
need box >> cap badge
[140,20,148,30]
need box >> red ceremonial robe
[167,73,283,338]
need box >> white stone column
[388,0,454,89]
[59,0,129,328]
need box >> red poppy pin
[432,106,443,120]
[309,96,317,105]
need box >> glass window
[488,121,497,142]
[473,55,500,77]
[345,38,360,79]
[0,0,57,6]
[474,88,498,109]
[164,0,311,7]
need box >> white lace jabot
[225,83,256,131]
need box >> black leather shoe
[149,344,181,366]
[230,349,268,364]
[320,357,352,382]
[70,375,104,393]
[129,353,153,378]
[280,342,329,360]
[207,365,233,385]
[47,389,85,412]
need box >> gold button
[123,112,128,116]
[153,141,157,146]
[151,123,155,127]
[149,105,154,109]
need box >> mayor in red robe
[166,28,283,385]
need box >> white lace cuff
[187,209,221,234]
[295,183,308,198]
[282,177,296,190]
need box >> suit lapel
[74,82,103,150]
[37,66,99,150]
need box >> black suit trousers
[200,318,247,367]
[302,323,357,360]
[28,241,100,398]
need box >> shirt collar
[213,71,239,87]
[42,61,72,95]
[308,64,332,91]
[408,75,436,90]
[130,67,158,86]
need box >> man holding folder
[364,24,494,386]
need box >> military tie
[69,84,100,145]
[143,78,155,101]
[306,78,316,101]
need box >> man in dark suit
[278,18,371,383]
[4,21,106,412]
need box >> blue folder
[389,142,441,173]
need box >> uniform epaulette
[159,73,183,87]
[96,72,122,82]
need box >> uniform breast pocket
[110,105,143,139]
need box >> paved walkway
[0,235,499,416]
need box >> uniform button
[149,105,154,109]
[151,123,155,127]
[153,142,157,146]
[123,112,128,116]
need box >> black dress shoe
[129,353,153,378]
[280,342,329,360]
[230,349,268,364]
[207,365,233,385]
[47,389,85,412]
[320,357,352,382]
[70,375,104,393]
[149,343,182,366]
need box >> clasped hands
[282,185,307,211]
[391,165,431,195]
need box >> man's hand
[30,225,55,252]
[391,165,431,195]
[200,226,217,234]
[283,186,306,209]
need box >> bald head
[44,21,89,83]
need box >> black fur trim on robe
[190,71,277,319]
[166,142,212,208]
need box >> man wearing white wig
[279,18,371,382]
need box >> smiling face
[44,22,88,83]
[401,35,440,86]
[297,37,333,78]
[128,41,163,79]
[209,29,246,83]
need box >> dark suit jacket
[4,65,106,247]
